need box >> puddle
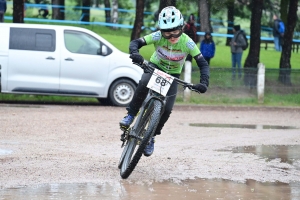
[1,145,300,199]
[0,179,299,199]
[230,145,300,166]
[0,149,13,155]
[190,123,298,129]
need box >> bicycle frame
[120,90,166,147]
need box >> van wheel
[108,79,136,107]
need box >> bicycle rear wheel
[120,99,162,179]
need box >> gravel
[0,104,299,188]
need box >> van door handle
[46,56,55,60]
[65,58,74,61]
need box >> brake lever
[184,84,193,90]
[184,84,201,94]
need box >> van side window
[64,30,111,55]
[9,28,55,52]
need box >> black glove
[200,75,209,87]
[192,83,207,93]
[129,53,144,65]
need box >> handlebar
[134,61,201,93]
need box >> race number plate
[146,69,174,96]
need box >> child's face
[168,37,180,44]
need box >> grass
[0,94,98,103]
[1,22,299,107]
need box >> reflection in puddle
[0,179,299,199]
[190,123,298,129]
[230,145,300,166]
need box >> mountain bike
[118,61,201,179]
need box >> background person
[0,0,7,23]
[183,13,198,62]
[183,14,198,62]
[272,14,283,51]
[230,25,246,80]
[39,1,49,18]
[200,32,215,65]
[183,14,197,43]
[119,6,209,157]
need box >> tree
[111,0,118,29]
[198,0,212,40]
[13,0,24,23]
[52,0,64,20]
[278,0,298,85]
[104,0,111,23]
[81,0,90,22]
[243,0,263,87]
[158,0,176,13]
[225,0,234,46]
[130,0,145,41]
[279,0,288,24]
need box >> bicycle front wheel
[120,99,162,179]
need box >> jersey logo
[186,39,196,50]
[151,31,162,41]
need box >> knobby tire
[120,100,162,179]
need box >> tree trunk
[82,0,90,22]
[243,0,263,88]
[158,0,176,14]
[280,0,288,24]
[130,0,144,41]
[111,0,118,29]
[13,0,24,23]
[94,0,100,7]
[104,0,111,24]
[278,0,298,85]
[226,0,234,46]
[51,0,64,20]
[198,0,211,41]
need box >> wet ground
[1,179,300,199]
[0,104,300,199]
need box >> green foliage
[117,0,134,25]
[176,0,198,19]
[210,0,228,14]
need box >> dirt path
[0,104,299,188]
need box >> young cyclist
[119,6,210,157]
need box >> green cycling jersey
[144,31,200,74]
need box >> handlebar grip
[191,83,207,93]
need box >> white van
[0,23,143,106]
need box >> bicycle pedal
[120,126,129,132]
[120,134,125,142]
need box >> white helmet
[158,6,184,31]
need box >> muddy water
[1,145,299,200]
[190,123,298,130]
[1,179,299,199]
